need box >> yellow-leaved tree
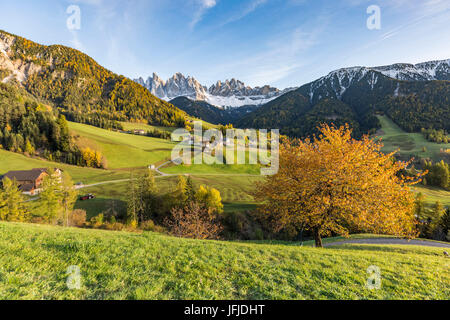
[254,124,422,247]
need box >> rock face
[134,73,295,108]
[0,32,43,84]
[134,59,449,108]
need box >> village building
[0,168,62,195]
[133,129,146,135]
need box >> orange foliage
[254,124,423,247]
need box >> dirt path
[324,238,450,248]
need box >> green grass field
[120,122,176,133]
[75,175,263,217]
[69,121,176,169]
[0,149,129,185]
[376,116,450,162]
[70,122,262,176]
[413,185,450,208]
[0,222,448,300]
[374,116,450,208]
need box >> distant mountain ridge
[169,96,258,125]
[237,59,450,137]
[135,73,296,108]
[373,59,450,81]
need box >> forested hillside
[170,96,258,125]
[0,83,84,165]
[0,30,187,127]
[237,68,450,138]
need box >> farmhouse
[133,129,146,135]
[1,168,62,195]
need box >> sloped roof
[2,168,47,182]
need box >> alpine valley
[1,28,449,142]
[149,59,449,136]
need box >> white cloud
[190,0,217,28]
[207,26,320,87]
[221,0,267,25]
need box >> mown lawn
[0,222,448,300]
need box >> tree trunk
[313,228,323,248]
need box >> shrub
[165,202,222,240]
[69,209,87,227]
[90,214,104,228]
[140,220,155,231]
[104,222,125,231]
[140,220,167,233]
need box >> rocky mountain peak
[134,73,295,107]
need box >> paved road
[324,238,450,248]
[75,179,132,189]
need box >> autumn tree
[38,169,63,223]
[60,172,78,227]
[165,202,223,240]
[174,175,189,205]
[0,178,27,222]
[196,185,224,214]
[254,124,422,247]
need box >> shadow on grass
[74,197,127,219]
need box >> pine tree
[126,171,140,226]
[414,193,426,219]
[138,169,158,220]
[440,208,450,234]
[185,176,196,202]
[174,175,188,205]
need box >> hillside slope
[238,63,450,137]
[0,30,187,127]
[169,96,258,125]
[0,222,448,300]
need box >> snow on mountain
[134,59,448,108]
[300,59,450,103]
[372,59,450,81]
[134,73,295,108]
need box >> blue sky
[0,0,449,89]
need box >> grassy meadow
[69,121,176,169]
[0,222,448,300]
[413,185,450,208]
[70,121,261,175]
[375,115,450,162]
[1,120,449,301]
[120,122,177,133]
[75,175,262,218]
[0,149,130,185]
